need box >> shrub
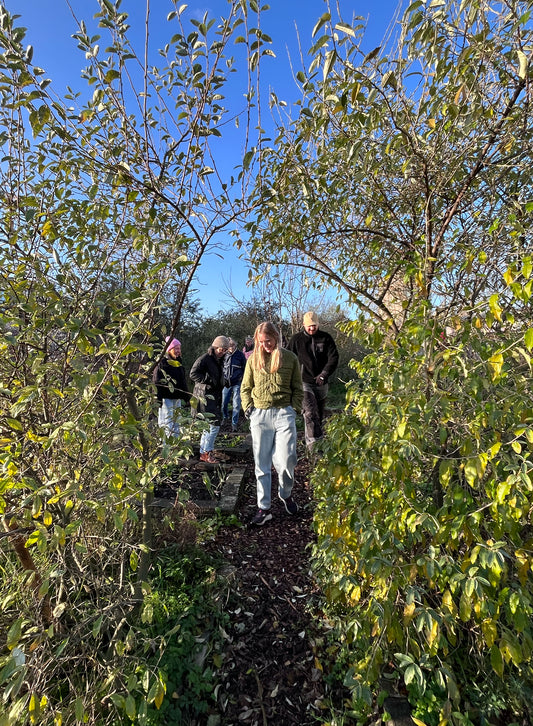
[312,304,533,724]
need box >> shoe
[199,451,216,463]
[281,496,298,515]
[213,450,230,462]
[252,509,272,526]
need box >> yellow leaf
[428,118,436,128]
[427,617,439,650]
[489,442,501,459]
[403,602,416,623]
[454,85,465,105]
[481,619,497,648]
[488,353,504,380]
[489,293,502,321]
[517,49,528,80]
[154,681,166,710]
[442,589,457,617]
[439,459,454,487]
[29,693,40,724]
[41,220,55,238]
[503,267,514,285]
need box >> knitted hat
[165,336,181,352]
[212,335,230,349]
[303,311,319,326]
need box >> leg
[158,398,181,437]
[315,383,329,425]
[222,386,231,420]
[271,406,297,500]
[302,383,322,448]
[250,408,275,510]
[231,384,242,429]
[202,423,220,453]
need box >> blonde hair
[251,321,282,373]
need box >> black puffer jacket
[189,348,225,423]
[153,357,190,403]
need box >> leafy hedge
[312,302,533,724]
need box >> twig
[259,573,300,613]
[253,669,268,726]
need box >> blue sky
[7,0,403,315]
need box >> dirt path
[204,437,338,725]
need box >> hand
[244,406,254,419]
[315,375,325,386]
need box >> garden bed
[153,447,249,515]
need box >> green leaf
[312,12,331,38]
[525,329,533,351]
[104,69,120,83]
[142,602,153,624]
[490,644,504,677]
[125,694,136,719]
[6,418,23,431]
[92,614,104,638]
[6,618,22,650]
[75,697,84,722]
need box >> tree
[242,0,533,720]
[245,0,533,331]
[0,1,269,723]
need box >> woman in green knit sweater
[240,321,304,525]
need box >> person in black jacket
[190,335,230,463]
[287,311,339,450]
[222,338,247,432]
[153,337,191,438]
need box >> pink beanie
[165,336,181,352]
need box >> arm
[189,355,207,384]
[234,350,247,383]
[286,334,297,355]
[290,357,304,413]
[320,336,340,381]
[240,361,254,412]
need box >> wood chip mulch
[202,434,346,726]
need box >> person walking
[153,337,190,438]
[287,311,339,450]
[241,322,304,526]
[190,335,229,463]
[242,335,254,360]
[222,338,247,432]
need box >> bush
[312,305,533,724]
[142,546,229,725]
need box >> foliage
[245,0,533,330]
[312,278,533,722]
[0,1,268,723]
[141,546,229,725]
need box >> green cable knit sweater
[241,348,303,413]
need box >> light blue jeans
[249,406,297,510]
[222,384,242,428]
[158,398,182,437]
[200,424,220,454]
